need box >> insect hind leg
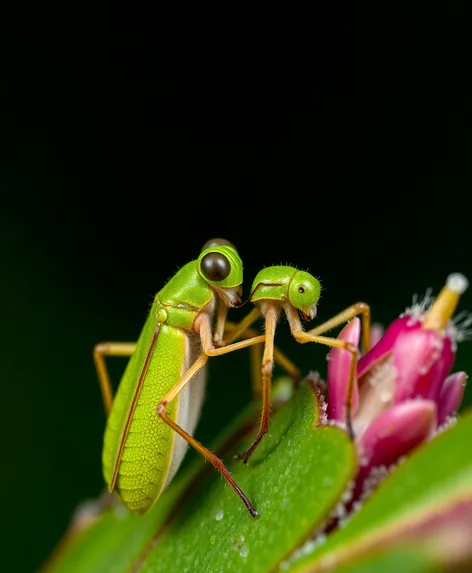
[93,342,136,416]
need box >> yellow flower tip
[446,273,469,295]
[422,273,469,332]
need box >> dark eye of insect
[201,237,235,251]
[201,252,231,281]
[298,286,305,294]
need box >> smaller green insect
[93,240,297,518]
[222,265,372,464]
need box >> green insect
[222,265,372,464]
[93,239,295,518]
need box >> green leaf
[284,409,472,573]
[40,401,263,573]
[328,547,440,573]
[41,383,356,573]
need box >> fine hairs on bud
[447,273,469,295]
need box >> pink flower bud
[437,371,467,426]
[353,273,468,435]
[324,274,469,511]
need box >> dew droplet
[215,509,224,521]
[239,544,249,558]
[231,533,245,547]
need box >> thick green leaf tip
[42,383,356,573]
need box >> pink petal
[355,400,437,497]
[327,318,360,422]
[437,371,467,426]
[393,329,454,404]
[358,315,422,378]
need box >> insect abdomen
[103,324,193,514]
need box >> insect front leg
[306,302,372,354]
[284,305,360,439]
[93,342,136,416]
[294,330,359,439]
[213,298,229,345]
[156,316,266,517]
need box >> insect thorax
[155,261,216,330]
[250,265,298,304]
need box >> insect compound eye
[201,252,231,281]
[201,238,235,251]
[298,286,306,294]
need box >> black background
[1,3,472,572]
